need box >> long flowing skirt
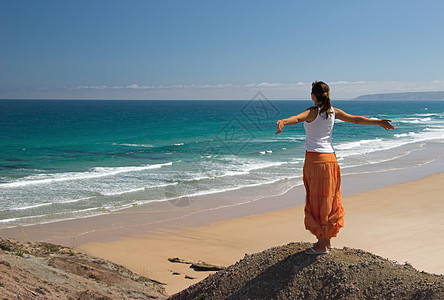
[303,151,345,239]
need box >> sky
[1,0,444,100]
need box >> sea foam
[0,162,173,188]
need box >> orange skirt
[303,151,345,239]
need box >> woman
[275,81,394,254]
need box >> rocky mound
[169,242,443,300]
[0,236,167,299]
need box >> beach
[1,100,443,296]
[1,154,443,295]
[2,100,443,229]
[77,172,444,295]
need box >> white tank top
[303,107,335,153]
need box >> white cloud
[245,82,308,88]
[106,83,236,90]
[4,80,444,100]
[76,85,108,90]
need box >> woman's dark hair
[311,81,332,119]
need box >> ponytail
[311,81,332,119]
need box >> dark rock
[168,256,225,271]
[190,262,225,272]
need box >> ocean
[0,99,443,227]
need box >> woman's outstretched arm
[334,108,395,130]
[276,108,316,134]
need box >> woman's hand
[379,119,395,130]
[276,119,285,134]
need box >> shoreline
[1,139,442,230]
[0,141,442,295]
[0,141,442,244]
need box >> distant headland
[353,91,444,100]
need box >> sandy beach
[0,146,443,296]
[76,172,444,295]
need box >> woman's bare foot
[313,238,331,251]
[305,246,328,255]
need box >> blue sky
[1,0,444,100]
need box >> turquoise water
[0,99,443,227]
